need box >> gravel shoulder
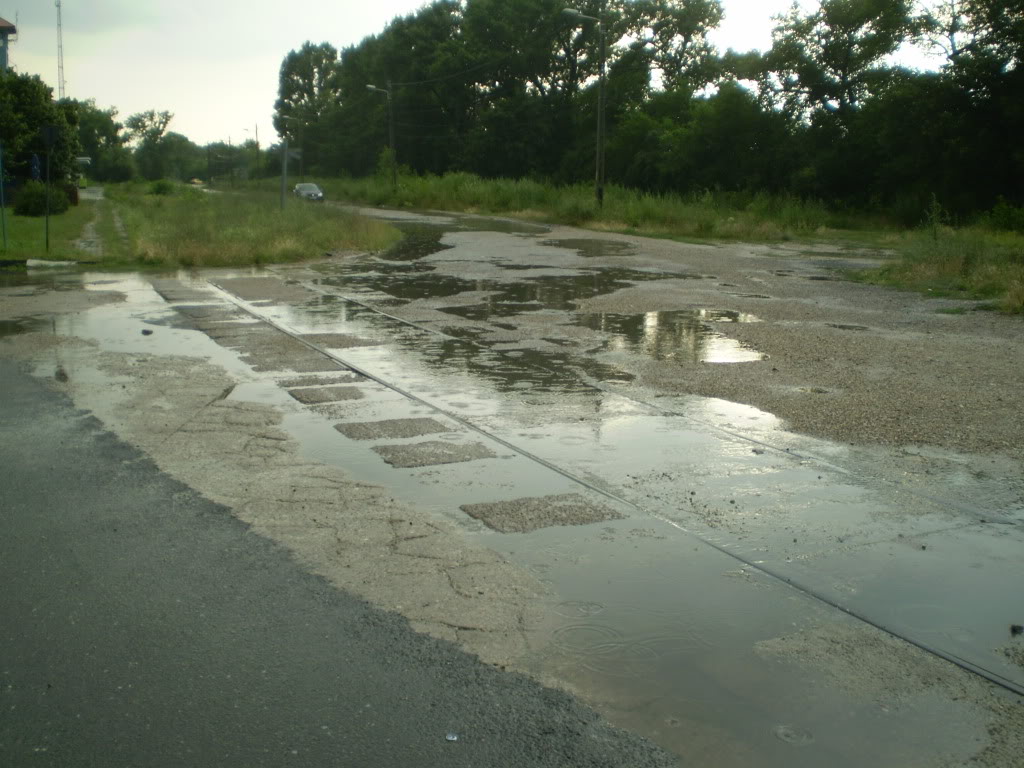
[555,230,1024,461]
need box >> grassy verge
[0,200,97,261]
[100,182,400,268]
[318,172,886,242]
[851,228,1024,313]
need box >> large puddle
[311,227,766,375]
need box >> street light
[366,82,396,190]
[244,124,260,178]
[563,7,606,208]
[279,115,299,211]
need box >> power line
[391,53,513,87]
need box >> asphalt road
[0,359,676,768]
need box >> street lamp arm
[562,8,600,24]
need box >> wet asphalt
[0,359,676,768]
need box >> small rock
[54,365,68,383]
[141,329,153,336]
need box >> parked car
[293,182,325,202]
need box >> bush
[148,179,175,196]
[13,180,70,216]
[985,198,1024,233]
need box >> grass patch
[316,173,875,243]
[103,182,400,268]
[853,228,1024,313]
[0,200,97,260]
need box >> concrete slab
[335,417,453,441]
[461,492,623,533]
[288,386,364,404]
[373,440,497,468]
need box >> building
[0,16,15,73]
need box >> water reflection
[577,310,763,364]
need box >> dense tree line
[1,72,263,192]
[274,0,1022,223]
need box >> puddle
[540,238,635,259]
[0,317,50,338]
[492,520,987,768]
[379,217,550,263]
[575,310,764,364]
[379,224,455,261]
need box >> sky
[2,1,934,147]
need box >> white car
[293,183,325,202]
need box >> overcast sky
[3,0,929,146]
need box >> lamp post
[244,124,260,178]
[366,82,396,191]
[562,7,606,208]
[279,115,299,211]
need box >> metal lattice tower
[55,0,65,99]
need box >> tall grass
[105,183,400,268]
[321,172,867,241]
[855,227,1024,313]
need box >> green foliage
[860,227,1024,312]
[13,180,70,217]
[148,179,175,196]
[984,199,1024,233]
[240,0,1020,227]
[763,0,914,118]
[0,194,96,259]
[0,71,81,184]
[104,185,400,267]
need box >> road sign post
[41,125,58,253]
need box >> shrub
[985,198,1024,233]
[148,179,175,196]
[13,180,70,216]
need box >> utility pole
[366,82,396,190]
[41,124,58,253]
[562,6,606,208]
[55,0,65,99]
[0,140,7,251]
[279,137,289,211]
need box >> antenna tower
[55,0,65,99]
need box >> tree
[274,41,341,174]
[73,99,134,181]
[618,0,724,93]
[0,71,80,184]
[124,110,173,147]
[125,110,175,180]
[764,0,914,119]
